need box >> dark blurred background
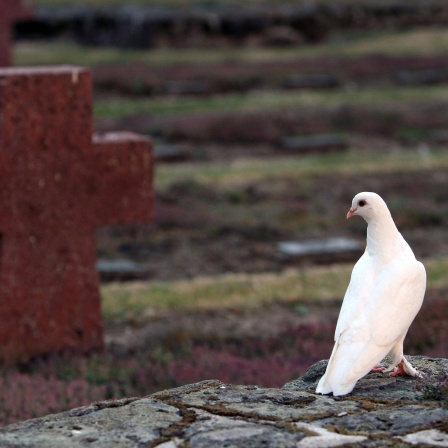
[0,0,447,424]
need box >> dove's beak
[346,207,356,219]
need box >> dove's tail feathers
[331,380,358,396]
[316,342,339,394]
[316,375,332,394]
[316,373,355,396]
[320,329,393,396]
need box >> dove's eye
[358,200,367,207]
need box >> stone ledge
[0,357,447,447]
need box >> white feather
[316,192,426,396]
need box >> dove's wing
[334,251,373,342]
[317,252,373,395]
[367,258,425,347]
[321,257,426,396]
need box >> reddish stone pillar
[0,67,154,363]
[0,0,33,66]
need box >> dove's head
[347,192,389,222]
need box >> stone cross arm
[92,132,154,226]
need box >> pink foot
[390,360,407,377]
[370,364,385,373]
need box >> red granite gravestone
[0,0,33,66]
[0,66,154,364]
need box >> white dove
[316,192,426,396]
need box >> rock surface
[0,356,447,447]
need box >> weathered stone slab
[154,144,190,162]
[0,357,446,447]
[394,69,448,86]
[280,134,346,153]
[96,258,147,281]
[278,237,363,257]
[399,429,448,446]
[284,356,448,397]
[0,397,181,447]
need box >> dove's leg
[382,339,421,377]
[382,338,404,374]
[384,349,403,373]
[390,356,421,377]
[371,338,404,374]
[390,360,407,376]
